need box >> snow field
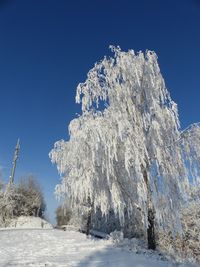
[0,229,193,267]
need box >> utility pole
[9,139,20,184]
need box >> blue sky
[0,0,199,223]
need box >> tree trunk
[147,208,156,250]
[86,196,93,236]
[86,207,92,236]
[141,164,156,250]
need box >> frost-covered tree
[56,203,72,227]
[0,183,18,226]
[15,176,46,218]
[0,176,46,226]
[180,123,200,186]
[50,46,200,249]
[157,185,200,263]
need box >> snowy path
[0,229,186,267]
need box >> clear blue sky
[0,0,199,224]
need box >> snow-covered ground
[0,228,195,267]
[4,216,53,229]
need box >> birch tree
[50,46,200,249]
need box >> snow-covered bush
[0,183,18,226]
[181,202,200,263]
[50,46,200,251]
[109,231,124,245]
[157,187,200,264]
[0,176,46,226]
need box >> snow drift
[4,216,53,229]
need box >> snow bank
[5,216,53,229]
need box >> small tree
[0,176,46,226]
[0,183,19,225]
[56,204,72,226]
[16,176,46,218]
